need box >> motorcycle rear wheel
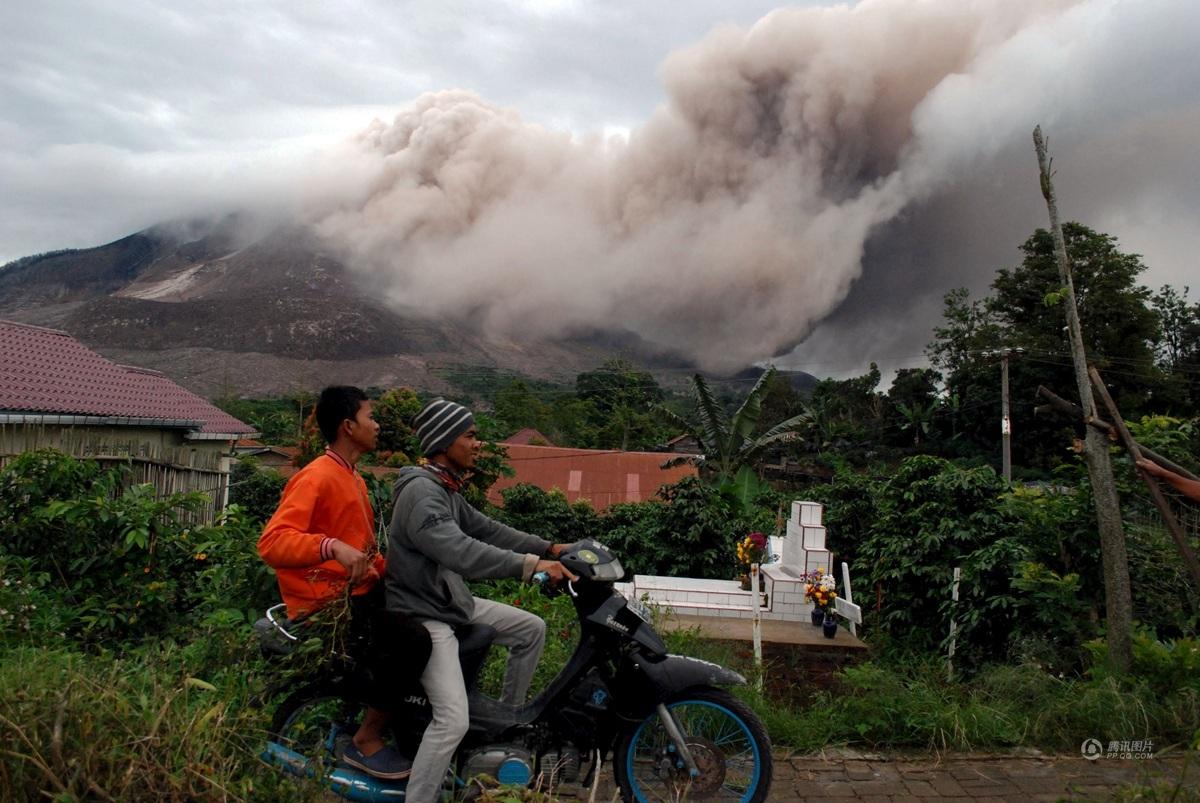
[269,683,361,770]
[614,687,772,802]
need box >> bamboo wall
[0,423,232,524]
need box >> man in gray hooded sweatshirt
[387,398,576,802]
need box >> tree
[373,387,424,465]
[1151,286,1200,412]
[886,368,941,448]
[493,380,552,437]
[926,223,1167,472]
[1033,127,1132,672]
[659,367,810,497]
[929,288,1002,384]
[574,359,671,450]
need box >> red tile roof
[0,319,254,437]
[504,428,555,446]
[487,444,699,512]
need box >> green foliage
[229,457,286,524]
[603,477,754,578]
[0,450,277,647]
[924,223,1184,473]
[492,484,600,543]
[1086,630,1200,699]
[373,387,423,464]
[661,367,810,483]
[0,451,214,645]
[0,642,321,802]
[748,653,1200,754]
[189,505,281,628]
[813,457,1038,667]
[213,395,304,445]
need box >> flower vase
[810,605,824,626]
[738,574,751,591]
[822,612,838,639]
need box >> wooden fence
[0,424,231,524]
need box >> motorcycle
[258,539,773,801]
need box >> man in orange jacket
[259,385,431,780]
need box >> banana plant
[658,367,811,492]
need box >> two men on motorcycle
[259,389,574,798]
[257,386,433,780]
[388,398,576,802]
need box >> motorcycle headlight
[590,558,624,581]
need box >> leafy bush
[0,450,277,646]
[228,458,286,524]
[0,554,69,644]
[491,483,601,543]
[604,477,751,578]
[190,505,281,628]
[818,456,1029,665]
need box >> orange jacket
[258,451,386,618]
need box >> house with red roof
[487,438,699,513]
[0,319,256,521]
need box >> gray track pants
[404,597,546,803]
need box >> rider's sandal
[342,745,413,780]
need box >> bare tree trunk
[1033,126,1133,673]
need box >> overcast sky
[3,0,1198,380]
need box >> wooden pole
[750,563,763,691]
[1088,367,1200,588]
[1035,386,1198,480]
[947,566,961,682]
[1033,126,1133,672]
[1001,350,1012,482]
[840,561,857,638]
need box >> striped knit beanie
[413,398,476,456]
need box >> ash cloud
[305,0,1164,372]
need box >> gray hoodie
[385,466,550,625]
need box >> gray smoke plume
[304,0,1196,373]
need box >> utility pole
[981,347,1023,482]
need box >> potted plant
[736,532,768,590]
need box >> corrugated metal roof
[488,444,699,512]
[0,319,254,437]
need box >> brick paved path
[768,752,1192,801]
[582,751,1194,801]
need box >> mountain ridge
[1,219,734,398]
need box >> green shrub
[228,458,286,524]
[0,450,277,646]
[190,505,281,628]
[492,483,601,543]
[603,477,751,579]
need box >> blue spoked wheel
[614,688,772,802]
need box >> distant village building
[663,433,703,455]
[503,428,555,446]
[0,320,255,522]
[488,435,699,512]
[234,439,301,474]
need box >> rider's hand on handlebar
[534,559,578,586]
[547,542,574,558]
[329,540,373,586]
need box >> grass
[0,636,327,802]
